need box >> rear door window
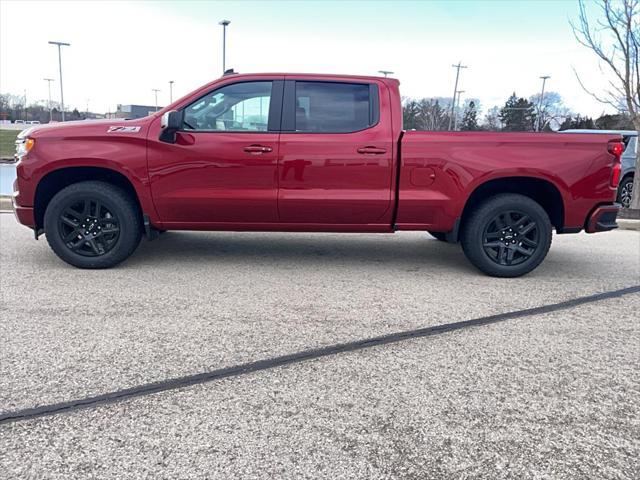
[293,82,377,133]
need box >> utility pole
[169,80,174,103]
[219,20,230,74]
[24,89,27,122]
[43,78,54,122]
[537,75,550,132]
[48,41,70,121]
[453,90,465,131]
[448,62,467,131]
[378,70,394,77]
[152,89,161,112]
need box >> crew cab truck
[12,73,622,277]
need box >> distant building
[114,104,161,119]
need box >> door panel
[147,78,283,224]
[148,132,279,223]
[278,80,394,224]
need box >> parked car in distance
[12,72,623,276]
[13,120,25,124]
[562,129,636,208]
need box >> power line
[454,90,465,131]
[448,62,468,131]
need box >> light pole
[537,75,550,132]
[152,89,161,112]
[219,20,230,74]
[454,90,465,131]
[44,78,54,122]
[169,80,174,103]
[448,62,468,131]
[48,41,70,121]
[378,70,394,77]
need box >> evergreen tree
[559,115,596,130]
[461,101,479,131]
[499,93,536,131]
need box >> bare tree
[529,92,572,131]
[573,0,640,209]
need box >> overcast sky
[0,0,616,118]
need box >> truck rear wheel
[460,194,552,277]
[44,181,142,268]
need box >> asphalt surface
[1,213,639,478]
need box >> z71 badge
[107,126,141,133]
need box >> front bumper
[11,177,35,228]
[12,194,35,228]
[585,204,620,233]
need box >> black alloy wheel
[44,181,142,268]
[58,199,121,257]
[482,210,539,267]
[461,193,552,277]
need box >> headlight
[15,137,35,158]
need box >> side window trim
[281,80,380,134]
[179,80,284,133]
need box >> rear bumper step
[586,204,620,233]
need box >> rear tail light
[608,141,623,187]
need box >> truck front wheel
[43,181,142,268]
[460,194,552,277]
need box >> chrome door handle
[357,146,387,155]
[244,145,273,154]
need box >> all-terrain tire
[460,194,552,277]
[44,181,142,268]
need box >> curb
[0,196,11,212]
[618,218,640,231]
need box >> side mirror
[159,110,181,143]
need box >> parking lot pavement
[1,213,639,411]
[0,213,639,477]
[2,293,639,479]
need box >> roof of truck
[221,70,398,82]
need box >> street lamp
[537,75,550,132]
[43,78,54,122]
[48,41,70,121]
[219,20,230,74]
[152,89,161,112]
[378,70,394,77]
[169,80,174,103]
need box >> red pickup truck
[12,72,622,277]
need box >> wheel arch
[459,176,565,237]
[34,166,143,230]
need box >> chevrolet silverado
[12,72,622,276]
